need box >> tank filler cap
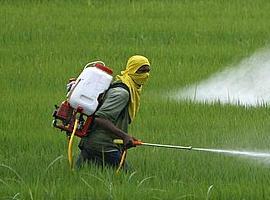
[95,63,113,75]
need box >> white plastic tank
[68,61,113,115]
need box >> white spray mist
[174,48,270,106]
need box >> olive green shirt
[79,86,130,152]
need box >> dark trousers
[76,148,122,169]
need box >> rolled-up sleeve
[95,87,129,123]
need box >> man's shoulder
[108,86,129,99]
[110,82,130,94]
[108,82,130,98]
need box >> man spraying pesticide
[53,55,155,171]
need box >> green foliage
[1,1,270,199]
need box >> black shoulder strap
[95,81,130,113]
[109,82,130,94]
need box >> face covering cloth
[116,55,150,122]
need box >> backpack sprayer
[52,61,113,168]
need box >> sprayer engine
[52,101,93,137]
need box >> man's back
[79,85,130,152]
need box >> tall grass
[1,0,270,199]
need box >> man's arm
[94,117,136,148]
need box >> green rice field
[1,0,270,199]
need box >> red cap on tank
[95,63,113,75]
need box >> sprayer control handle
[113,139,142,146]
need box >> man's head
[122,55,151,86]
[116,55,151,122]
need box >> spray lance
[114,139,270,172]
[114,139,192,150]
[114,139,192,173]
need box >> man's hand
[123,135,138,149]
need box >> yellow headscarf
[116,55,150,123]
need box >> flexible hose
[68,119,78,169]
[116,150,127,174]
